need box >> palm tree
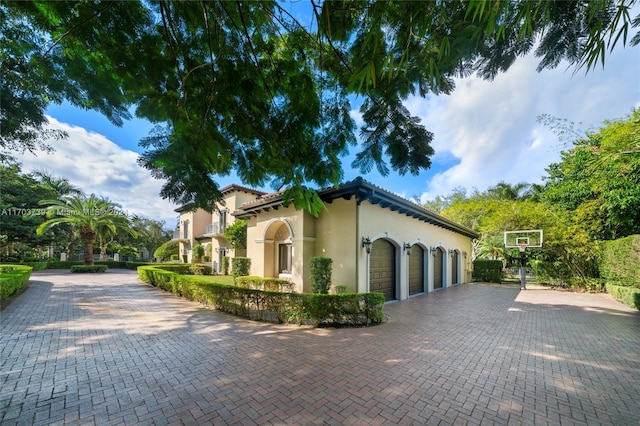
[33,170,85,197]
[36,194,137,265]
[477,235,506,260]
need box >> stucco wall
[314,198,358,292]
[244,196,474,299]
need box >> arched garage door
[451,250,459,284]
[370,239,396,301]
[433,248,444,289]
[409,245,424,295]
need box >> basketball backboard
[504,229,543,248]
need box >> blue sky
[12,23,640,227]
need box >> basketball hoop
[518,242,528,253]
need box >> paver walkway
[1,270,639,425]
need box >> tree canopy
[2,1,638,214]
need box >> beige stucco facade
[173,185,265,270]
[236,178,479,300]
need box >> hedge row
[472,260,502,283]
[600,235,640,289]
[70,265,108,273]
[606,283,640,310]
[0,265,33,302]
[235,276,293,292]
[137,266,385,327]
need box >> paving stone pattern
[1,270,639,425]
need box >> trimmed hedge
[310,256,332,294]
[0,264,33,302]
[472,260,502,283]
[606,283,640,310]
[189,264,212,275]
[236,276,294,292]
[232,257,251,282]
[43,260,151,270]
[600,235,640,289]
[138,265,385,326]
[70,265,108,273]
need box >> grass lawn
[189,275,235,285]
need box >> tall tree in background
[36,194,138,265]
[0,162,58,257]
[543,109,640,240]
[2,1,638,214]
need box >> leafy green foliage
[600,235,640,288]
[153,240,179,261]
[472,260,502,283]
[0,264,32,302]
[231,257,251,283]
[310,256,333,294]
[70,265,107,273]
[138,265,385,325]
[36,194,138,265]
[4,1,637,215]
[224,220,247,250]
[543,110,640,240]
[191,243,204,263]
[605,283,640,309]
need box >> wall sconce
[404,243,412,255]
[463,251,468,258]
[431,246,438,256]
[362,236,372,254]
[449,249,455,256]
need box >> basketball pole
[519,245,527,290]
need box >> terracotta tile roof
[233,177,480,239]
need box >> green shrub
[600,235,640,288]
[124,261,151,270]
[606,282,640,310]
[232,257,251,282]
[189,264,212,275]
[472,260,502,283]
[334,285,348,294]
[310,256,332,294]
[20,261,48,271]
[235,276,294,292]
[137,265,384,326]
[222,256,229,275]
[70,265,108,273]
[192,243,205,263]
[0,264,32,302]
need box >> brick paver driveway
[1,270,639,425]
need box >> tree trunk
[80,228,96,265]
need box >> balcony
[172,230,189,240]
[205,222,226,236]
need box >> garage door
[409,245,424,295]
[433,248,443,289]
[370,239,396,301]
[451,250,459,284]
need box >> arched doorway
[408,245,425,295]
[263,219,293,279]
[370,239,396,301]
[433,247,444,289]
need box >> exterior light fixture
[404,243,412,255]
[431,246,438,256]
[362,237,372,254]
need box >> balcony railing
[206,222,226,236]
[173,230,189,240]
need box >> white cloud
[13,117,180,227]
[407,44,640,201]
